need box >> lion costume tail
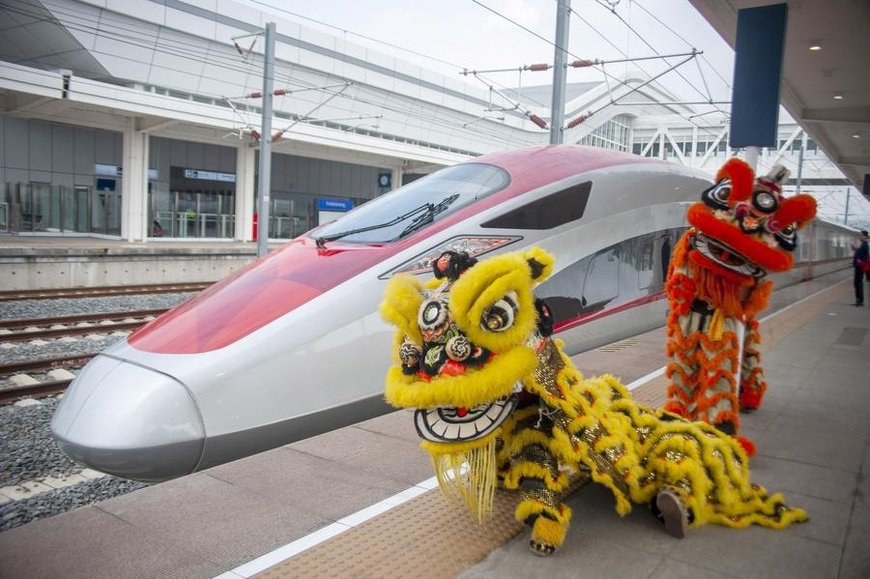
[521,340,807,532]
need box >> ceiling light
[853,134,861,139]
[808,43,822,51]
[833,93,844,100]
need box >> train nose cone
[50,355,205,482]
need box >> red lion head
[687,158,817,275]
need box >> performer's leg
[511,443,571,556]
[738,318,766,412]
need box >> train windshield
[314,163,509,244]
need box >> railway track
[0,309,166,403]
[0,309,166,342]
[0,309,165,403]
[0,282,212,301]
[0,354,96,404]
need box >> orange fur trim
[776,194,817,229]
[716,158,754,202]
[743,281,772,316]
[736,436,756,457]
[685,254,750,316]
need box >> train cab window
[480,181,591,230]
[314,163,509,244]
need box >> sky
[251,0,736,106]
[240,0,869,227]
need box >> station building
[0,0,859,243]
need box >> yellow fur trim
[521,246,555,282]
[379,275,424,345]
[449,252,537,352]
[530,515,568,548]
[421,433,500,524]
[384,346,537,409]
[515,499,572,525]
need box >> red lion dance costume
[664,158,817,456]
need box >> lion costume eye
[481,292,518,332]
[752,190,778,214]
[702,180,731,210]
[419,297,449,331]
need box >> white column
[391,166,404,191]
[236,144,257,241]
[122,119,148,242]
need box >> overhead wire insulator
[528,114,548,129]
[249,91,263,99]
[569,59,594,68]
[525,63,551,72]
[566,114,589,129]
[271,130,284,143]
[250,130,261,141]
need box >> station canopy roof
[690,0,870,198]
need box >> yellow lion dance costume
[664,159,817,456]
[380,248,806,556]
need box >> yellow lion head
[380,247,554,444]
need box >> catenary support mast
[256,22,276,257]
[549,0,570,144]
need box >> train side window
[582,248,620,309]
[637,234,658,290]
[535,254,593,322]
[480,181,591,230]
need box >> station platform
[0,270,868,579]
[0,235,282,291]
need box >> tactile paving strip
[256,474,590,579]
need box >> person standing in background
[850,230,869,306]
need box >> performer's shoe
[528,516,566,556]
[655,488,689,539]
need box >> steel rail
[0,308,167,331]
[0,282,211,301]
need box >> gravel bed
[0,293,195,367]
[0,293,193,533]
[0,293,195,321]
[0,397,150,532]
[0,398,76,486]
[0,475,148,532]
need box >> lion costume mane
[664,158,817,455]
[380,247,806,556]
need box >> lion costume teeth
[380,247,807,556]
[664,158,817,455]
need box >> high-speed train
[50,145,855,482]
